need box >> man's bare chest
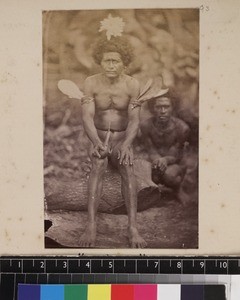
[94,88,130,111]
[150,128,178,148]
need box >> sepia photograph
[43,8,199,249]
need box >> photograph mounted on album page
[0,0,239,255]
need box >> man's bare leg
[162,164,185,188]
[79,157,107,247]
[160,164,191,205]
[119,164,147,248]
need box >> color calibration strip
[18,284,226,300]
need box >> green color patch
[64,284,88,300]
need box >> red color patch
[111,284,134,300]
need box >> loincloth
[96,128,126,149]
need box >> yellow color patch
[88,284,111,300]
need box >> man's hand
[92,142,106,158]
[117,144,134,166]
[152,157,168,173]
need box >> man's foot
[128,227,147,248]
[158,183,173,194]
[177,187,192,206]
[79,224,96,248]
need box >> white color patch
[157,284,181,300]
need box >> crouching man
[140,90,190,198]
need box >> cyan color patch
[40,284,64,300]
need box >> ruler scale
[0,256,239,300]
[1,257,239,275]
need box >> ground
[45,203,198,249]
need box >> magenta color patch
[134,284,157,300]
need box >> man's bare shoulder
[172,117,189,129]
[84,74,102,84]
[83,74,103,94]
[124,75,140,88]
[124,74,139,83]
[172,117,190,138]
[140,117,154,132]
[123,75,140,100]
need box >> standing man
[79,34,146,248]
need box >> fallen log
[45,159,161,214]
[110,159,160,214]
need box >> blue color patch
[40,284,64,300]
[18,284,41,300]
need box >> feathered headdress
[99,14,125,40]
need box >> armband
[81,96,94,105]
[131,100,141,109]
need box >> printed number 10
[219,262,227,269]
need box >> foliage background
[43,9,199,180]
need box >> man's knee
[119,164,134,178]
[163,165,184,187]
[165,174,182,187]
[91,157,107,173]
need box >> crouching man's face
[153,97,173,123]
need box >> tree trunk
[45,159,161,214]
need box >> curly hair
[92,36,134,66]
[147,89,178,113]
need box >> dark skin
[141,97,190,189]
[79,52,146,248]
